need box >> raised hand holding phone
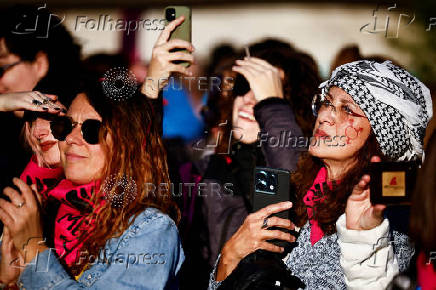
[164,6,192,67]
[141,13,194,99]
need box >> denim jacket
[17,207,184,289]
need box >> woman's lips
[40,141,57,152]
[314,129,329,137]
[65,153,86,161]
[238,110,255,122]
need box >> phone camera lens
[166,8,176,21]
[255,171,278,194]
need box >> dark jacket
[201,97,304,266]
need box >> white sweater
[337,214,400,289]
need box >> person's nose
[317,105,336,126]
[242,90,256,106]
[33,118,50,140]
[65,125,84,145]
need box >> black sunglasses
[232,73,250,97]
[0,61,22,78]
[50,116,102,145]
[24,111,59,123]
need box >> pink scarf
[20,155,64,198]
[48,179,102,266]
[417,251,436,290]
[303,167,335,245]
[20,156,101,266]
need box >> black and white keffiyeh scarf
[320,60,433,161]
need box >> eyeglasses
[311,93,367,121]
[0,61,22,78]
[50,116,102,145]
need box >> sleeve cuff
[208,254,223,289]
[336,213,390,245]
[18,248,70,289]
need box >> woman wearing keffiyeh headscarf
[208,60,432,289]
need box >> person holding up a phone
[210,60,432,289]
[141,15,194,100]
[200,41,320,272]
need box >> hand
[345,156,386,230]
[232,57,284,102]
[0,227,24,284]
[0,92,65,115]
[141,16,195,99]
[0,178,46,264]
[216,201,295,281]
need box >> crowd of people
[0,4,435,290]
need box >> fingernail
[54,107,61,111]
[61,109,67,113]
[42,107,48,110]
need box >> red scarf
[303,167,335,245]
[20,156,102,266]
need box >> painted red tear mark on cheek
[345,126,363,144]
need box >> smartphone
[164,6,192,67]
[253,167,293,220]
[253,167,297,250]
[369,161,418,206]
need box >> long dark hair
[0,4,82,105]
[410,132,436,268]
[249,39,321,137]
[292,132,385,234]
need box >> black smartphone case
[252,167,291,220]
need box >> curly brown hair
[291,132,385,235]
[64,77,179,276]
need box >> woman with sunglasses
[0,74,186,288]
[0,5,82,198]
[200,41,321,271]
[0,15,193,288]
[208,60,432,289]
